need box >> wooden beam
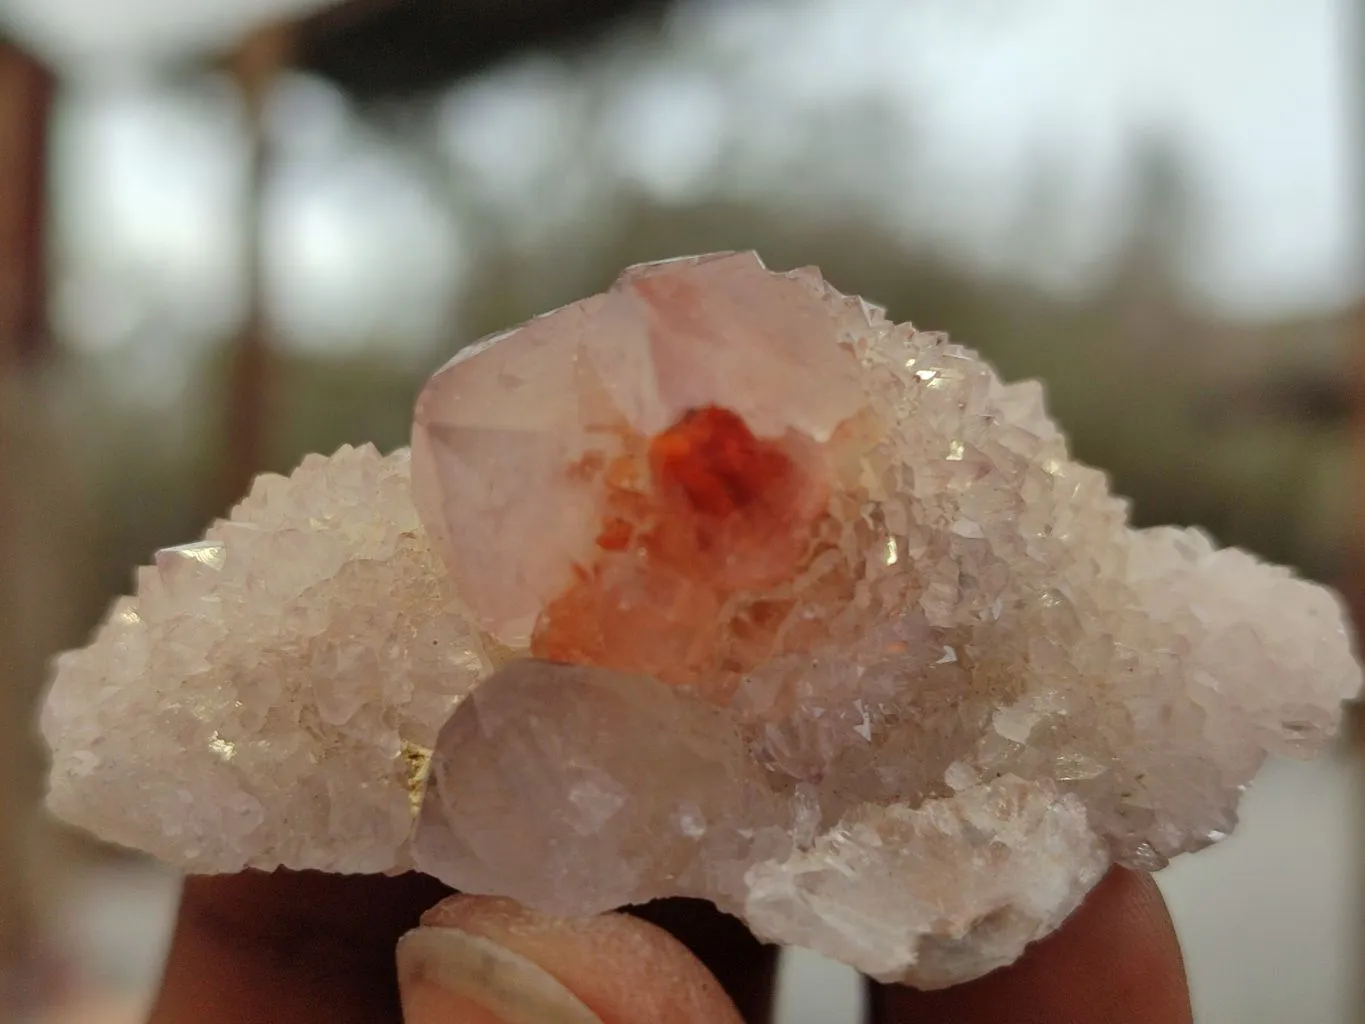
[0,36,51,989]
[216,24,294,512]
[297,0,670,99]
[0,41,52,367]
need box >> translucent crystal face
[40,252,1362,990]
[406,252,1362,984]
[410,253,864,650]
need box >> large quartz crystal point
[41,446,488,873]
[410,251,866,650]
[412,658,792,916]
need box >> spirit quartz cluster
[41,253,1362,987]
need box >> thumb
[397,896,746,1024]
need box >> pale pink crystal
[39,252,1363,990]
[413,659,792,917]
[404,252,1361,985]
[410,252,864,647]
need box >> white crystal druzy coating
[40,253,1362,988]
[42,446,487,873]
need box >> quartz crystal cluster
[42,447,487,873]
[41,252,1362,987]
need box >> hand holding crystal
[146,868,1191,1023]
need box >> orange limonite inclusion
[530,405,828,691]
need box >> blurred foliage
[35,190,1350,633]
[12,15,1355,695]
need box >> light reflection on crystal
[401,741,434,816]
[676,802,707,838]
[1052,753,1106,781]
[943,761,978,790]
[208,733,237,761]
[158,540,227,571]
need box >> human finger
[398,895,748,1024]
[148,870,451,1024]
[868,868,1192,1024]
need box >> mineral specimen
[40,252,1362,988]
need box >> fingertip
[401,896,745,1024]
[398,924,604,1024]
[152,871,451,1024]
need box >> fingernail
[397,925,606,1024]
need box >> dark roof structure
[296,0,672,99]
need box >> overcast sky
[11,0,1356,362]
[702,0,1355,313]
[0,0,335,64]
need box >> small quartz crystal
[41,253,1362,988]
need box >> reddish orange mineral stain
[531,405,826,693]
[647,406,815,590]
[649,406,792,518]
[594,516,633,552]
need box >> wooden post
[0,36,51,991]
[1352,300,1365,1023]
[218,24,293,512]
[1351,304,1365,742]
[0,40,52,367]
